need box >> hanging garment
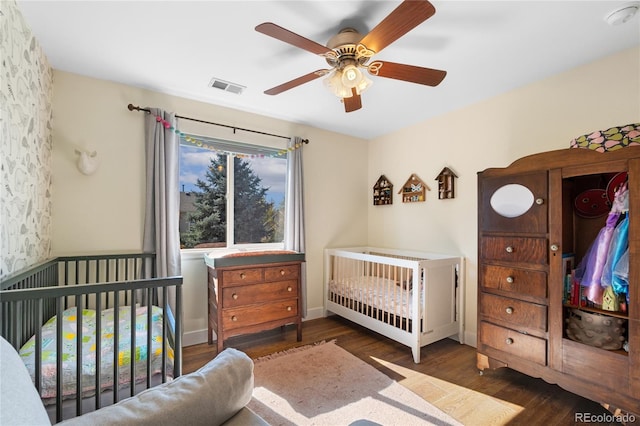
[612,248,630,301]
[575,183,628,305]
[601,215,629,289]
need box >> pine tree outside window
[178,135,286,250]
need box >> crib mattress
[329,276,420,318]
[19,305,173,404]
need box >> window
[179,135,287,249]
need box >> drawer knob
[505,338,514,345]
[550,244,559,252]
[232,293,238,300]
[505,246,514,253]
[240,273,246,279]
[287,286,292,292]
[535,198,544,205]
[506,276,514,284]
[280,269,285,276]
[505,307,514,314]
[231,315,238,322]
[287,306,292,311]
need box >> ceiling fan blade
[359,0,436,54]
[264,69,330,95]
[256,22,333,56]
[343,88,362,113]
[367,61,446,86]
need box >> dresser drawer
[222,300,298,330]
[480,236,547,265]
[222,280,298,308]
[480,321,547,366]
[222,268,264,285]
[264,264,300,282]
[480,264,547,300]
[480,293,547,333]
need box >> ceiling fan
[255,0,446,113]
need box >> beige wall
[51,72,369,344]
[368,46,640,345]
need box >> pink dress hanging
[574,183,628,305]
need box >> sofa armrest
[61,348,255,426]
[0,337,51,425]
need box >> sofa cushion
[222,407,270,426]
[60,348,254,426]
[0,337,51,425]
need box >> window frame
[179,134,287,253]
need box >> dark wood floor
[183,316,625,425]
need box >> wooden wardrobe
[477,146,640,415]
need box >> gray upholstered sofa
[0,336,268,425]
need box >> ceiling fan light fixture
[355,75,373,95]
[323,70,353,98]
[341,64,363,88]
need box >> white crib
[324,247,464,363]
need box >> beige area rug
[247,340,463,426]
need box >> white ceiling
[17,1,640,140]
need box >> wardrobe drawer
[264,264,300,282]
[480,236,547,265]
[222,268,264,285]
[480,293,547,333]
[480,321,547,366]
[222,299,298,330]
[222,280,298,308]
[480,265,547,300]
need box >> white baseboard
[304,306,325,321]
[183,329,209,347]
[464,331,477,348]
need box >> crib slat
[113,292,120,403]
[55,297,63,423]
[162,286,168,383]
[95,295,102,411]
[129,290,136,397]
[34,300,43,396]
[75,295,84,416]
[146,289,153,388]
[174,283,182,378]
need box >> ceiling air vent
[208,77,245,95]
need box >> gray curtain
[143,109,181,311]
[284,136,307,317]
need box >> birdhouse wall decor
[399,173,429,203]
[435,167,458,199]
[373,175,393,205]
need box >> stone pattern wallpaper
[0,0,53,279]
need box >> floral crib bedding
[19,305,174,404]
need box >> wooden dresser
[477,147,640,416]
[206,252,304,353]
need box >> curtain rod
[127,103,309,144]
